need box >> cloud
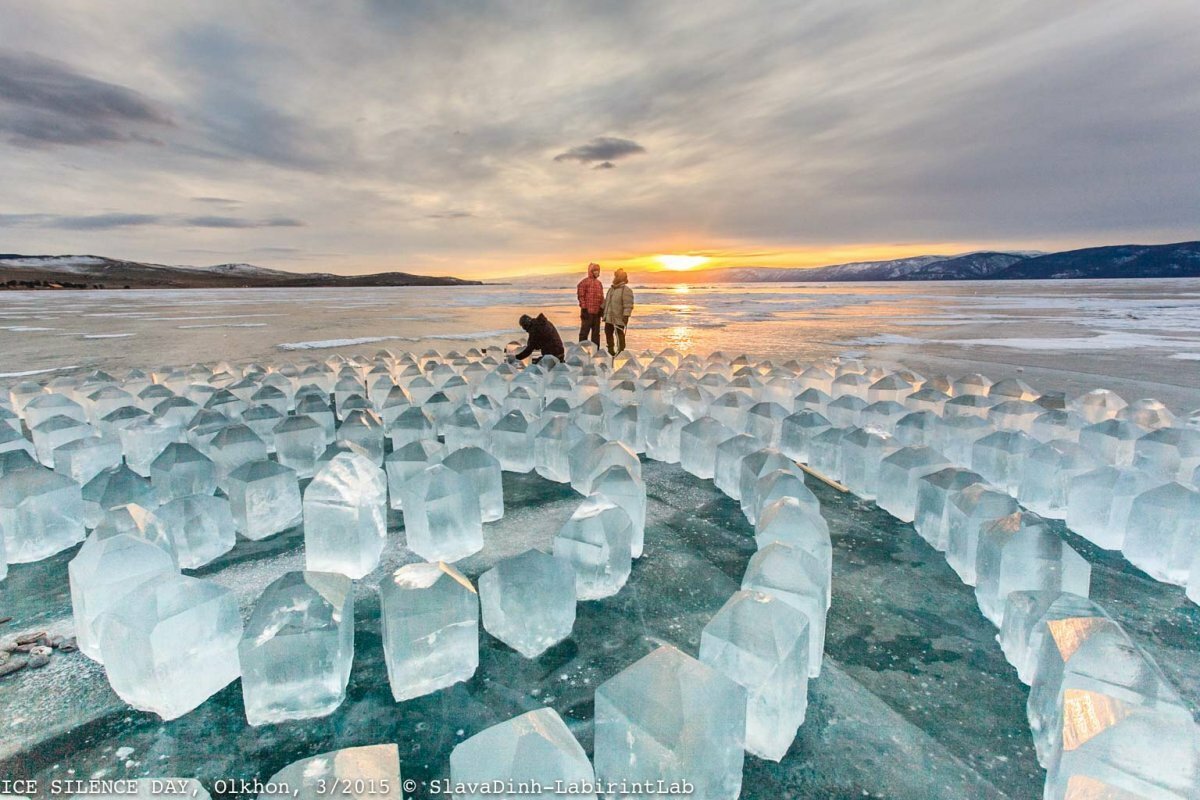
[0,213,303,230]
[425,210,474,220]
[554,136,647,166]
[183,215,304,228]
[0,50,172,148]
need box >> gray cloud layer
[0,0,1197,275]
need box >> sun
[654,254,710,271]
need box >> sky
[1,0,1198,279]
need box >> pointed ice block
[945,483,1019,585]
[262,744,402,800]
[271,414,325,478]
[577,439,641,496]
[82,463,157,528]
[69,531,178,662]
[1079,420,1142,467]
[913,468,985,551]
[742,542,827,677]
[32,414,94,466]
[553,495,633,600]
[400,463,483,563]
[490,409,535,473]
[1122,482,1200,585]
[227,460,302,541]
[1028,616,1199,795]
[150,442,217,501]
[738,449,799,525]
[583,463,644,555]
[876,446,952,522]
[1065,467,1161,551]
[336,408,385,466]
[997,591,1106,685]
[755,497,831,608]
[534,416,582,483]
[53,434,122,488]
[304,452,387,578]
[700,590,809,761]
[1069,389,1127,424]
[971,430,1038,495]
[750,468,819,530]
[118,417,183,477]
[779,410,831,463]
[974,511,1091,627]
[443,446,503,523]
[594,645,746,800]
[839,426,898,500]
[207,424,268,491]
[0,464,85,562]
[97,573,242,720]
[450,708,594,799]
[155,494,236,569]
[239,570,354,726]
[385,439,446,511]
[479,549,576,658]
[1133,426,1200,483]
[680,416,733,479]
[713,433,765,500]
[380,561,479,701]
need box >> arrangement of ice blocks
[5,342,1200,800]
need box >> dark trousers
[604,322,626,356]
[579,310,601,347]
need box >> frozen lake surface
[1,279,1199,799]
[2,278,1199,409]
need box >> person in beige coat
[602,268,635,356]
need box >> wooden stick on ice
[796,461,850,493]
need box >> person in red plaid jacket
[576,262,604,348]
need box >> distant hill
[633,240,1200,283]
[0,254,482,290]
[992,241,1200,280]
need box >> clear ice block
[380,561,479,701]
[742,542,828,677]
[450,708,594,799]
[680,416,734,480]
[82,463,158,528]
[1122,482,1200,585]
[713,434,765,500]
[304,452,388,578]
[226,460,302,541]
[336,408,385,466]
[479,549,576,657]
[875,446,952,522]
[53,435,122,487]
[400,463,484,563]
[155,494,236,569]
[488,409,534,473]
[945,483,1019,585]
[839,427,898,500]
[1016,440,1100,519]
[97,573,242,720]
[997,591,1105,685]
[385,439,446,511]
[0,464,85,562]
[69,531,178,662]
[442,446,504,523]
[755,497,831,608]
[118,417,183,477]
[594,645,746,800]
[262,744,401,800]
[272,414,326,478]
[149,442,217,501]
[1065,467,1161,550]
[553,495,633,600]
[913,467,985,551]
[700,590,809,762]
[971,430,1038,495]
[239,570,354,725]
[974,511,1091,627]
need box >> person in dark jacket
[513,313,565,363]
